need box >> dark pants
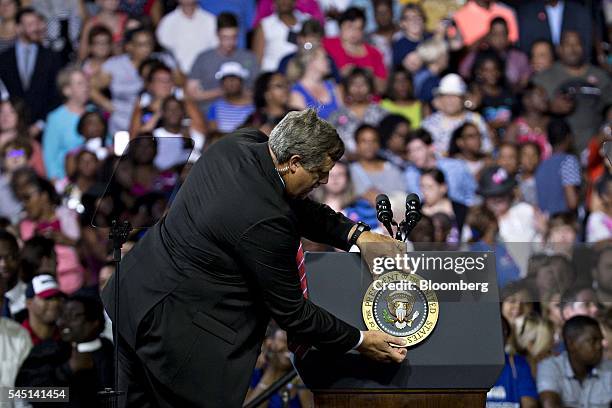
[117,334,180,408]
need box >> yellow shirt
[380,99,423,129]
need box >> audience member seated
[486,316,538,408]
[560,286,600,321]
[13,174,85,294]
[311,160,377,229]
[476,165,542,275]
[0,230,28,322]
[1,139,32,223]
[532,31,612,154]
[42,65,90,181]
[0,0,18,53]
[421,73,492,155]
[505,83,552,160]
[367,0,396,70]
[469,51,514,134]
[515,314,555,377]
[412,38,448,104]
[592,246,612,306]
[16,291,114,407]
[288,44,341,120]
[278,19,340,83]
[329,68,387,155]
[79,0,128,60]
[323,7,387,94]
[466,205,521,288]
[206,62,255,134]
[419,169,459,242]
[187,12,259,116]
[460,17,530,90]
[392,3,431,72]
[516,142,540,207]
[80,26,114,80]
[501,280,533,331]
[377,114,409,170]
[21,274,62,346]
[448,122,490,178]
[243,72,290,136]
[537,316,611,407]
[452,0,518,48]
[535,118,581,216]
[380,67,423,129]
[252,0,308,72]
[496,142,519,179]
[528,40,555,75]
[0,259,32,389]
[405,128,477,207]
[155,0,218,74]
[349,124,404,205]
[91,27,155,135]
[0,8,61,128]
[587,174,612,243]
[152,96,205,169]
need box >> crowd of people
[0,0,611,406]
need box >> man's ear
[288,155,302,173]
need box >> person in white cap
[422,73,493,155]
[207,61,255,134]
[22,274,63,346]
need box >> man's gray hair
[269,109,344,170]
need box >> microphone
[405,193,422,231]
[376,194,394,236]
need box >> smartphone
[113,131,130,156]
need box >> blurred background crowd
[0,0,611,406]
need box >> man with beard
[533,31,612,153]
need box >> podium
[293,252,505,408]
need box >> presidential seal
[362,271,439,347]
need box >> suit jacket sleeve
[289,198,356,251]
[235,216,360,353]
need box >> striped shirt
[207,99,255,133]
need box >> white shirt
[545,0,565,45]
[0,318,32,387]
[260,12,307,72]
[152,127,205,170]
[156,7,219,73]
[499,202,542,276]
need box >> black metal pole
[242,370,298,408]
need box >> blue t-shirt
[290,80,339,120]
[487,353,538,407]
[391,33,432,68]
[207,99,255,133]
[534,152,581,216]
[470,241,521,288]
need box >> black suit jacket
[102,129,360,407]
[517,1,593,60]
[0,44,61,123]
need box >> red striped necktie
[289,241,309,357]
[296,241,308,299]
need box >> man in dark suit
[0,7,61,130]
[102,109,408,407]
[517,0,593,61]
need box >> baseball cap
[434,73,467,97]
[215,62,249,81]
[26,274,62,299]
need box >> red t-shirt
[323,37,387,80]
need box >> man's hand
[354,231,407,276]
[357,331,408,363]
[69,345,94,372]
